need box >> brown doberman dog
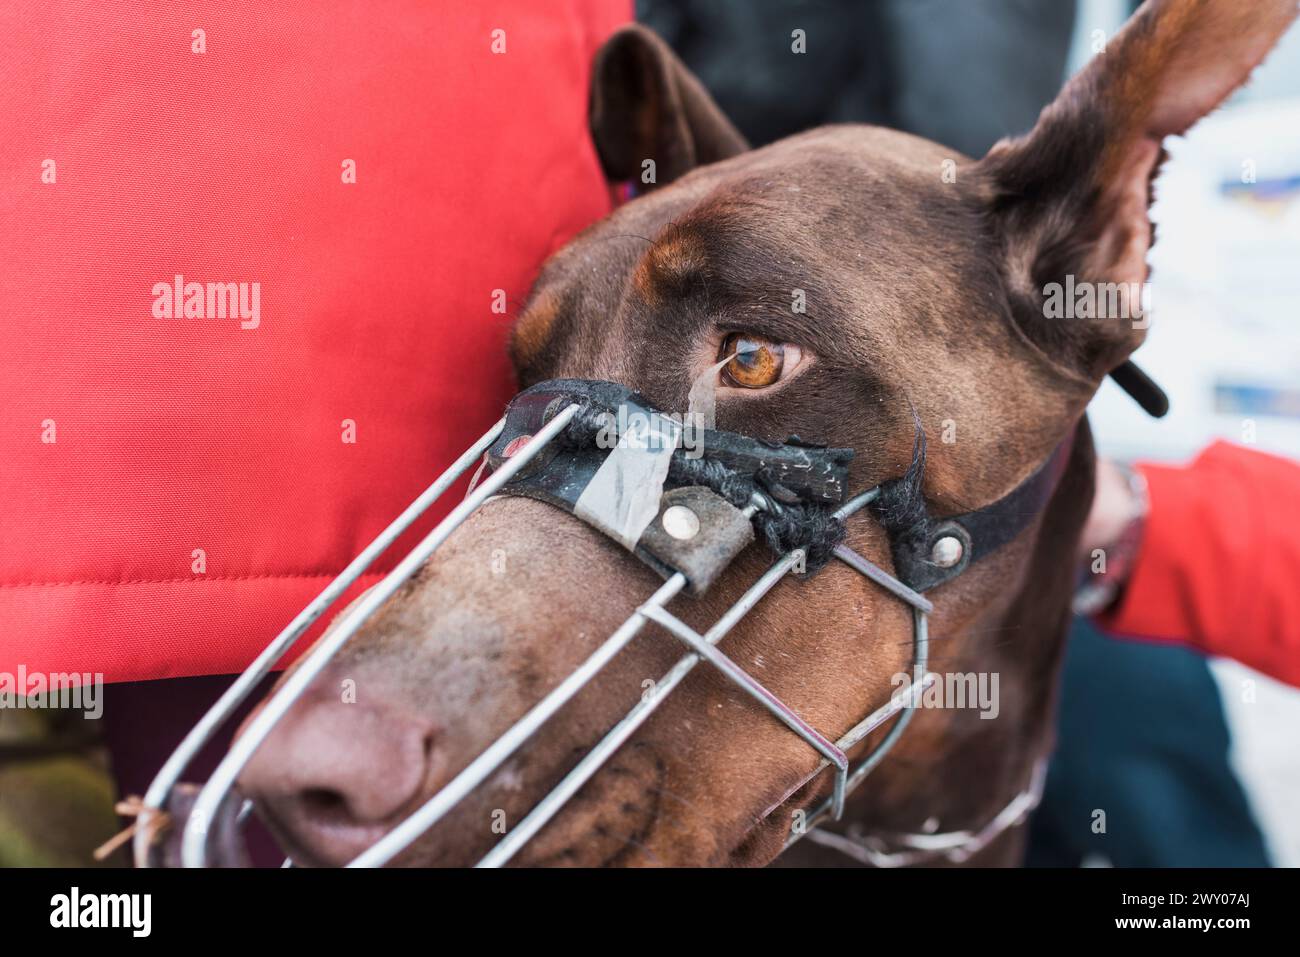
[235,0,1297,866]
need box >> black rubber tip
[1109,359,1170,418]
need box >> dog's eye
[720,333,796,389]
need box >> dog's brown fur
[237,0,1297,866]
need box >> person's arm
[1089,440,1300,688]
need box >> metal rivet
[930,535,964,568]
[662,505,700,541]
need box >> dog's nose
[239,689,436,864]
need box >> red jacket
[1100,441,1300,688]
[0,0,628,683]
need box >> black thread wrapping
[666,455,848,570]
[559,406,847,571]
[869,408,928,545]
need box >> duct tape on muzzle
[482,379,851,593]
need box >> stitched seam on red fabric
[0,572,392,587]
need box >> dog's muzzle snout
[137,376,1074,867]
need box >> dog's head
[237,0,1296,866]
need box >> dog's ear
[589,24,749,191]
[981,0,1297,384]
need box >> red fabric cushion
[0,0,628,683]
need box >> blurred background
[1070,0,1300,869]
[640,0,1300,867]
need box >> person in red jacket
[1078,440,1300,688]
[0,0,630,867]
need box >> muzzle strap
[486,379,854,593]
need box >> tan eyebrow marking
[632,224,709,304]
[510,288,563,370]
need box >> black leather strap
[885,431,1076,592]
[485,379,853,505]
[486,377,1081,597]
[485,379,853,593]
[884,355,1164,593]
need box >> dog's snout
[239,689,438,864]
